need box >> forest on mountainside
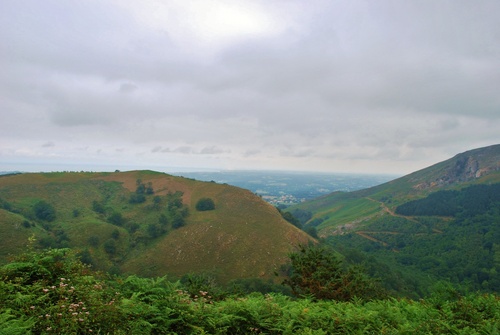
[323,183,500,298]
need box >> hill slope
[288,144,500,296]
[293,144,500,235]
[0,170,313,282]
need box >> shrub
[129,193,146,204]
[111,229,120,239]
[283,245,386,301]
[92,200,105,214]
[103,239,117,255]
[196,198,215,211]
[172,212,185,229]
[33,200,56,222]
[88,235,100,247]
[108,212,125,226]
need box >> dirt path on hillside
[366,197,420,223]
[355,231,389,246]
[353,197,442,247]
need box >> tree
[108,212,125,226]
[172,212,185,229]
[129,193,146,204]
[195,198,215,211]
[103,239,117,255]
[158,213,168,226]
[282,245,385,301]
[153,196,162,210]
[278,208,301,229]
[33,201,56,222]
[111,229,120,239]
[147,223,163,238]
[167,192,184,211]
[92,200,105,214]
[88,235,100,247]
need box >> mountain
[293,144,500,235]
[289,144,500,296]
[0,170,313,283]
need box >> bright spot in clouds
[116,0,286,53]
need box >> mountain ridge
[288,144,500,295]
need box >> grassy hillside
[0,170,313,283]
[293,144,500,235]
[288,144,500,296]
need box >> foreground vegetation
[1,249,499,335]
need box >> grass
[0,171,313,283]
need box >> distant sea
[173,170,399,206]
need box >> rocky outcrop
[411,145,500,191]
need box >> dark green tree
[195,198,215,211]
[108,212,125,226]
[278,208,301,228]
[111,229,120,239]
[283,245,386,301]
[72,208,81,217]
[158,213,168,226]
[129,193,146,204]
[92,200,105,214]
[172,212,185,229]
[147,223,163,238]
[33,200,56,222]
[103,239,117,255]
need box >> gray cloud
[1,0,499,174]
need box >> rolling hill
[0,170,313,283]
[289,144,500,296]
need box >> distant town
[176,170,398,206]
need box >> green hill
[0,170,313,283]
[288,144,500,296]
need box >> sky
[1,0,499,175]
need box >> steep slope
[0,171,313,282]
[288,144,500,296]
[293,144,500,235]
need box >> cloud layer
[1,0,499,174]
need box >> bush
[172,212,185,229]
[108,212,125,226]
[129,193,146,204]
[196,198,215,211]
[88,235,100,247]
[33,200,56,222]
[92,200,105,214]
[283,245,386,301]
[103,239,117,255]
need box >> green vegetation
[395,183,500,217]
[0,171,312,282]
[33,200,56,222]
[195,197,216,211]
[285,146,500,298]
[282,245,386,301]
[323,183,500,296]
[1,249,498,334]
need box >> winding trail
[353,197,442,247]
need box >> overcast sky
[1,0,499,175]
